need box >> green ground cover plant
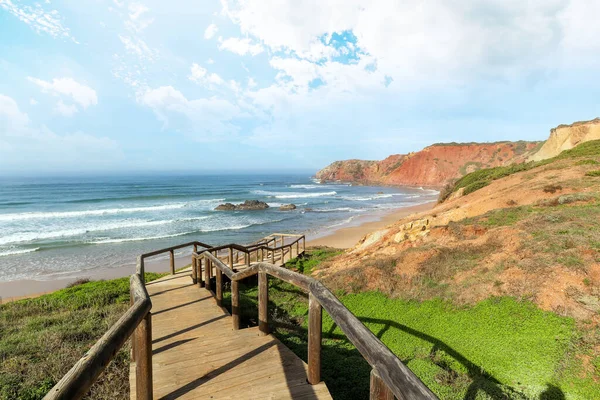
[222,249,598,400]
[0,272,165,400]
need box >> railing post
[229,247,234,269]
[303,236,306,254]
[271,248,275,264]
[191,257,198,284]
[137,256,145,284]
[258,271,269,335]
[198,258,205,288]
[246,251,250,268]
[296,240,300,257]
[135,312,153,400]
[192,245,198,284]
[216,268,223,307]
[370,369,393,400]
[308,293,322,385]
[169,249,175,275]
[205,257,212,292]
[232,280,240,330]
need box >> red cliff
[316,141,541,187]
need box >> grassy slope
[440,140,600,201]
[223,249,598,400]
[0,272,165,400]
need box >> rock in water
[215,203,237,211]
[215,200,269,211]
[279,204,297,211]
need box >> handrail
[199,251,438,400]
[44,273,153,400]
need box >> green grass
[440,140,600,202]
[0,272,166,400]
[221,250,597,400]
[585,170,600,177]
[576,159,599,166]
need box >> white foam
[89,231,196,244]
[289,184,319,189]
[253,190,337,199]
[311,207,364,213]
[0,200,224,222]
[341,193,394,201]
[0,247,40,257]
[0,217,210,245]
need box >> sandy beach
[307,201,435,248]
[0,201,435,303]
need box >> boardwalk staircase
[44,234,437,400]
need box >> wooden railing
[196,251,438,400]
[43,273,153,400]
[44,234,304,399]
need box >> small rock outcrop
[215,200,269,211]
[279,204,296,211]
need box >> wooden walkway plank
[130,268,331,400]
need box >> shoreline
[307,201,435,248]
[0,201,435,302]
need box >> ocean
[0,174,438,282]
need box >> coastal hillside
[318,140,600,321]
[308,140,600,397]
[316,141,540,187]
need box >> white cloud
[204,23,218,39]
[218,37,264,56]
[0,94,120,169]
[220,0,600,88]
[118,35,157,62]
[28,77,98,111]
[188,63,224,87]
[29,98,38,106]
[0,94,30,133]
[55,100,78,117]
[126,2,154,32]
[207,58,215,64]
[138,86,241,141]
[0,0,77,42]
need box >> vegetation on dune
[222,249,598,400]
[0,272,166,400]
[439,140,600,202]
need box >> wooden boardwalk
[130,267,332,400]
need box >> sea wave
[89,231,197,244]
[0,200,225,222]
[0,217,210,245]
[0,247,40,257]
[310,207,364,213]
[253,190,337,199]
[341,193,394,201]
[289,184,319,189]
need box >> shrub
[543,184,563,194]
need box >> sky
[1,0,599,175]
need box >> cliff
[528,118,600,161]
[316,141,540,187]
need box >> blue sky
[1,0,599,174]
